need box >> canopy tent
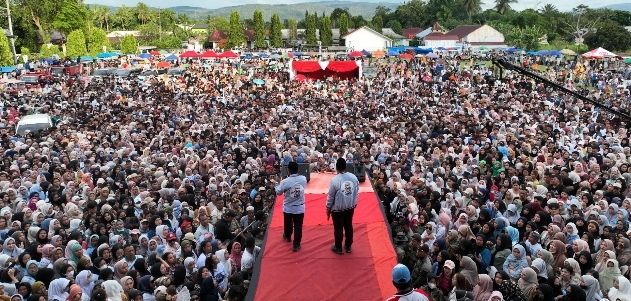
[582,47,617,59]
[361,50,371,56]
[348,51,364,58]
[80,56,95,62]
[179,51,200,58]
[0,66,16,73]
[504,47,520,53]
[536,50,561,57]
[150,50,161,56]
[624,57,631,64]
[139,53,152,59]
[219,51,239,58]
[560,49,576,56]
[426,52,439,59]
[96,52,118,59]
[413,47,433,54]
[156,61,171,68]
[399,53,413,60]
[291,60,360,80]
[200,50,218,58]
[372,50,385,58]
[259,52,270,58]
[165,54,178,61]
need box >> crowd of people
[0,49,629,301]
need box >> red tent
[399,53,413,60]
[348,51,364,58]
[156,61,171,68]
[149,50,161,56]
[200,50,218,58]
[179,50,200,58]
[219,51,239,58]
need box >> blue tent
[80,56,95,62]
[527,51,538,55]
[139,53,151,59]
[97,52,117,59]
[436,47,446,51]
[0,66,16,73]
[165,54,178,61]
[504,47,520,53]
[259,52,269,58]
[413,47,433,54]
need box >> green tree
[39,44,62,58]
[0,31,13,65]
[305,12,317,45]
[66,29,87,58]
[136,2,153,25]
[207,16,230,33]
[15,0,65,43]
[287,19,298,45]
[92,6,111,31]
[120,35,138,54]
[112,5,136,30]
[371,15,383,33]
[394,0,427,27]
[585,21,631,52]
[320,16,333,46]
[385,19,402,34]
[53,0,90,34]
[463,0,482,20]
[495,0,517,15]
[270,14,283,48]
[85,27,110,55]
[350,15,368,28]
[339,13,350,37]
[253,10,266,49]
[228,11,245,48]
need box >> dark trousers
[331,208,354,249]
[283,212,304,247]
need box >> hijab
[505,226,520,246]
[617,237,631,266]
[67,284,82,301]
[517,267,538,299]
[48,278,70,301]
[549,240,567,269]
[75,270,95,300]
[102,280,124,301]
[2,237,22,258]
[229,242,242,271]
[474,274,494,301]
[599,258,622,292]
[138,275,153,294]
[607,275,631,301]
[460,256,479,288]
[580,275,601,301]
[531,258,548,279]
[498,280,526,301]
[564,284,586,301]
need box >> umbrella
[426,52,439,59]
[80,56,94,62]
[270,53,281,59]
[0,66,16,73]
[372,50,385,58]
[139,53,152,59]
[150,50,161,56]
[165,54,178,61]
[348,51,363,58]
[219,51,239,58]
[253,79,265,86]
[399,53,413,60]
[624,57,631,64]
[259,52,269,58]
[179,50,200,58]
[97,52,117,59]
[560,49,576,56]
[361,49,371,56]
[156,61,171,68]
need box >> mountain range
[604,3,631,11]
[91,1,401,20]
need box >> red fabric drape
[326,61,358,73]
[292,61,323,73]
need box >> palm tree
[463,0,482,21]
[539,4,558,15]
[136,2,152,25]
[93,7,111,31]
[495,0,516,14]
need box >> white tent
[582,47,617,59]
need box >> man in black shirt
[215,210,236,243]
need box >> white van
[15,114,53,135]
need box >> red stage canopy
[400,53,413,60]
[292,61,323,73]
[348,51,363,58]
[200,50,217,58]
[326,61,358,73]
[219,51,239,58]
[179,51,199,58]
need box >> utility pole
[5,0,17,64]
[158,8,162,42]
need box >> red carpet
[248,173,398,301]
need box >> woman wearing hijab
[580,275,602,301]
[75,270,95,301]
[576,250,594,275]
[66,284,82,301]
[21,260,38,285]
[497,279,526,301]
[48,278,70,301]
[421,222,437,249]
[607,275,631,301]
[228,242,242,274]
[531,258,549,284]
[599,258,622,293]
[459,256,479,289]
[2,237,23,258]
[505,226,520,246]
[503,245,528,280]
[486,291,503,301]
[102,280,124,301]
[563,284,586,301]
[517,267,538,300]
[113,260,128,281]
[138,275,155,301]
[493,235,513,273]
[64,240,83,269]
[616,237,631,266]
[493,218,508,239]
[537,249,556,280]
[548,240,567,270]
[473,274,493,301]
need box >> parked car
[15,114,53,135]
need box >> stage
[247,173,398,301]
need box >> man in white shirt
[240,236,261,275]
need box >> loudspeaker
[346,163,366,183]
[280,163,311,182]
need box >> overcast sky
[83,0,629,11]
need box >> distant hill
[90,1,400,20]
[603,3,631,11]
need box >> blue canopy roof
[0,66,16,73]
[361,49,371,56]
[80,56,95,62]
[259,52,269,58]
[165,54,178,61]
[139,53,151,59]
[413,47,433,54]
[97,52,117,59]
